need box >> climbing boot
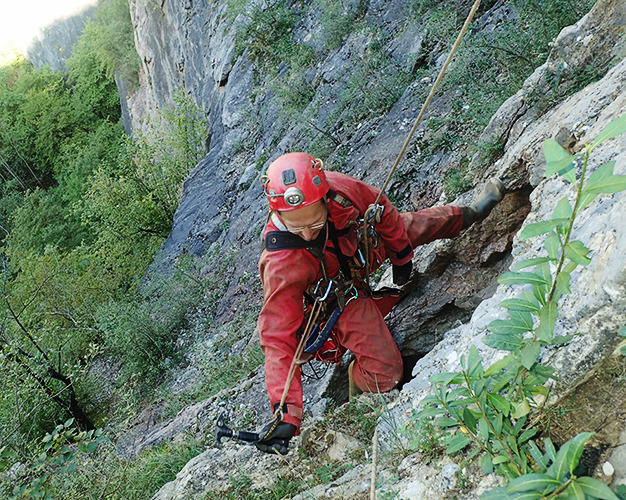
[348,360,363,400]
[462,178,506,229]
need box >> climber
[255,152,505,454]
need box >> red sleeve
[257,247,319,430]
[326,172,414,266]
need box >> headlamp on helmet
[260,152,330,211]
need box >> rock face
[114,0,626,498]
[26,1,99,71]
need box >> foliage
[324,27,414,128]
[315,0,368,52]
[163,299,264,418]
[420,0,596,163]
[235,1,300,74]
[1,426,202,500]
[414,114,626,497]
[79,90,207,278]
[483,433,618,499]
[7,418,106,499]
[443,160,473,201]
[0,38,205,462]
[73,0,141,87]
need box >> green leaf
[539,301,558,339]
[547,440,572,481]
[508,491,545,499]
[543,138,569,161]
[500,298,541,313]
[511,309,535,331]
[434,416,459,428]
[547,155,577,183]
[520,220,568,240]
[577,160,617,211]
[564,241,591,266]
[532,283,548,305]
[576,476,620,500]
[583,174,626,195]
[483,332,524,351]
[493,413,503,435]
[480,453,494,474]
[463,407,478,434]
[485,356,513,377]
[551,334,574,346]
[512,399,531,419]
[535,261,552,283]
[488,318,533,336]
[577,190,600,212]
[545,232,561,260]
[512,416,528,437]
[567,432,594,474]
[527,441,548,470]
[487,393,511,416]
[520,342,541,369]
[448,397,475,408]
[518,428,538,444]
[507,473,561,494]
[418,406,447,419]
[564,480,586,500]
[514,257,555,271]
[545,438,557,463]
[592,113,626,147]
[479,417,490,438]
[555,271,572,297]
[553,197,574,220]
[481,487,508,500]
[444,433,472,454]
[467,344,484,377]
[563,260,578,273]
[493,454,510,464]
[429,372,465,385]
[499,271,552,287]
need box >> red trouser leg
[401,206,464,247]
[334,206,463,393]
[335,296,403,393]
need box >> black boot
[462,178,506,229]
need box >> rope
[370,426,379,499]
[271,0,484,435]
[373,0,483,206]
[363,0,483,279]
[276,294,324,417]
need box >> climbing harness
[217,0,484,452]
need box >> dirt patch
[542,354,626,479]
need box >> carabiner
[313,278,333,302]
[344,283,358,307]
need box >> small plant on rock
[415,114,626,499]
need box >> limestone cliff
[118,0,626,497]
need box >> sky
[0,0,98,61]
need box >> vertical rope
[275,0,484,429]
[373,0,483,206]
[363,0,482,284]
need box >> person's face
[278,200,327,241]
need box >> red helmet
[261,152,330,211]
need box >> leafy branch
[414,113,626,499]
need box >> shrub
[414,114,626,498]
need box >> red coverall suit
[258,171,464,430]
